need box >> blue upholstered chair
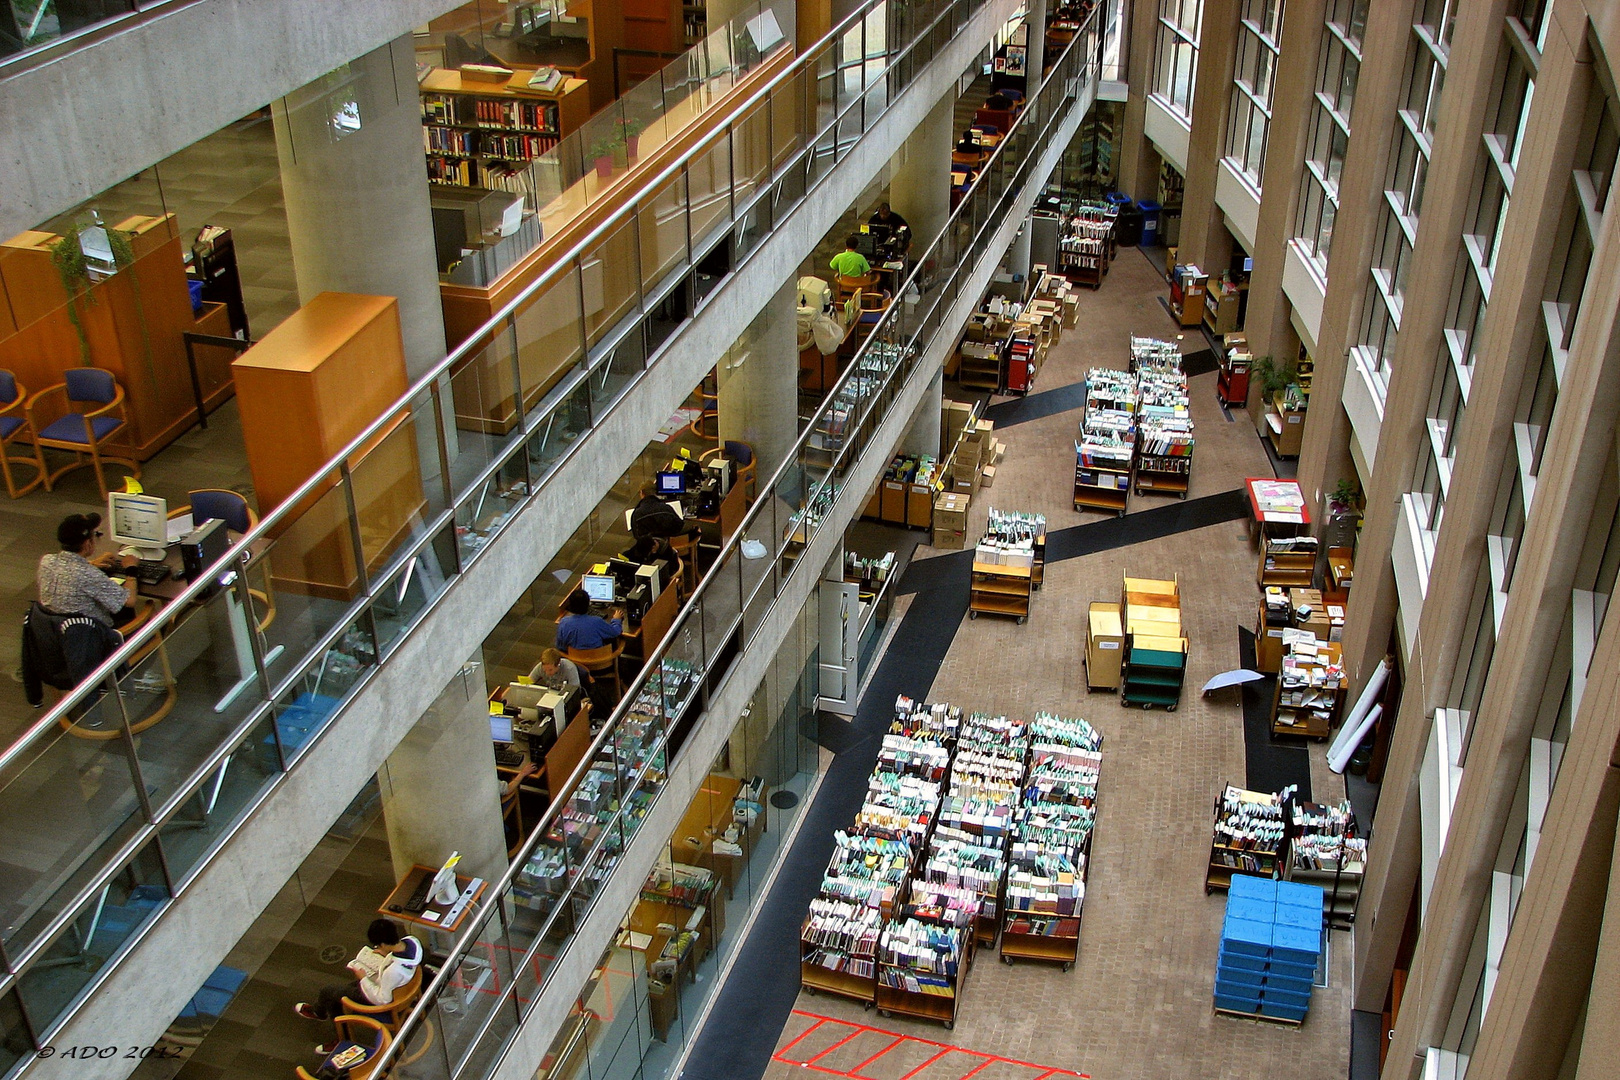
[26,367,139,497]
[0,370,43,498]
[172,489,274,630]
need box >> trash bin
[1104,190,1132,209]
[1137,200,1163,247]
[1114,202,1143,246]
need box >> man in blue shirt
[557,589,624,651]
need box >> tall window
[1226,0,1285,187]
[1153,0,1205,121]
[1295,0,1366,271]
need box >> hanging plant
[49,224,159,392]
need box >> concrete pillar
[1174,0,1239,271]
[718,278,800,476]
[273,36,447,380]
[380,653,509,886]
[901,370,943,459]
[1024,0,1048,85]
[889,90,954,251]
[1116,0,1165,201]
[1008,219,1033,280]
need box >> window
[1154,0,1205,120]
[1294,1,1366,268]
[1226,0,1285,187]
[1450,561,1496,746]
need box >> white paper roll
[1329,703,1381,775]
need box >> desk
[380,865,487,936]
[625,897,704,1041]
[493,694,593,795]
[1245,478,1310,533]
[554,571,680,669]
[667,774,765,897]
[695,480,747,566]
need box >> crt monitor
[582,573,616,603]
[430,852,462,906]
[108,492,168,562]
[656,470,686,495]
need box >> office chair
[0,371,43,497]
[27,367,139,497]
[294,1015,392,1080]
[566,641,624,704]
[170,490,276,631]
[834,272,877,304]
[45,601,178,740]
[341,967,424,1033]
[952,150,988,168]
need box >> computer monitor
[1242,257,1254,273]
[507,682,548,712]
[656,470,686,495]
[490,712,514,743]
[108,492,168,562]
[582,573,616,604]
[430,852,462,906]
[606,557,641,592]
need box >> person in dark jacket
[21,602,123,707]
[630,484,696,542]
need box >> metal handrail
[365,8,1102,1076]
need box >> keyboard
[133,562,172,587]
[401,875,435,914]
[494,747,526,770]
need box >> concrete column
[1116,0,1164,201]
[890,89,954,252]
[1174,0,1239,271]
[900,370,943,458]
[380,653,509,886]
[718,278,800,476]
[1024,0,1048,84]
[273,36,447,380]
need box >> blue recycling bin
[1138,200,1163,246]
[1104,190,1132,208]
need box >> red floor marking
[776,1011,1088,1080]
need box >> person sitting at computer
[529,648,583,693]
[557,589,624,651]
[37,513,137,627]
[623,533,673,563]
[631,483,697,541]
[956,130,984,155]
[869,203,911,254]
[295,918,423,1053]
[829,235,871,279]
[985,91,1013,111]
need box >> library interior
[1,3,1619,1080]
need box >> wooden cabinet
[1264,392,1306,458]
[232,293,422,600]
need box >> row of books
[1212,785,1288,855]
[421,95,560,133]
[1288,799,1367,872]
[1129,335,1182,374]
[1005,714,1102,926]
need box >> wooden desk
[123,530,268,604]
[554,573,680,667]
[669,774,746,893]
[379,865,486,935]
[625,897,703,1041]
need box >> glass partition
[0,0,1101,1063]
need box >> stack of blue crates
[1214,874,1323,1022]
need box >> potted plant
[591,135,617,179]
[1329,479,1359,517]
[619,118,645,161]
[51,223,136,366]
[1253,354,1292,399]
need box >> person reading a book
[295,918,423,1051]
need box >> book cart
[1205,785,1287,892]
[1000,714,1102,970]
[970,510,1046,622]
[1084,602,1125,690]
[1075,368,1137,516]
[930,712,1029,947]
[1120,575,1188,710]
[1271,633,1345,739]
[1058,209,1113,288]
[1131,339,1193,499]
[1284,796,1365,928]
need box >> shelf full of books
[1206,785,1287,892]
[419,66,588,190]
[1001,714,1102,968]
[1259,533,1318,588]
[1285,798,1364,927]
[1272,632,1346,740]
[1075,368,1137,516]
[929,711,1029,946]
[1058,209,1113,288]
[1133,343,1193,499]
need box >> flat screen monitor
[582,573,616,603]
[656,470,686,495]
[1243,257,1254,272]
[108,492,168,561]
[490,712,513,743]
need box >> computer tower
[192,227,248,338]
[625,583,650,623]
[635,561,662,598]
[704,456,734,495]
[696,482,720,517]
[180,518,229,594]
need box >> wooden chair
[566,641,624,704]
[700,441,757,504]
[26,367,139,497]
[975,107,1014,132]
[340,966,423,1032]
[0,370,43,498]
[295,1015,392,1080]
[170,490,276,631]
[668,533,698,594]
[952,149,988,167]
[834,272,877,304]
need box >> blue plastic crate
[1262,972,1314,996]
[1214,993,1262,1014]
[1221,917,1274,956]
[1268,956,1317,982]
[1218,944,1268,971]
[1216,962,1266,989]
[1270,922,1321,963]
[1226,896,1275,925]
[1229,874,1278,903]
[1259,1000,1308,1021]
[1273,901,1321,930]
[1276,880,1325,911]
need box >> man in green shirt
[829,235,871,278]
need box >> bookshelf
[1120,575,1187,710]
[801,896,882,1003]
[1258,534,1318,588]
[1206,785,1286,892]
[1084,602,1124,690]
[1218,335,1251,406]
[969,563,1032,622]
[420,68,590,190]
[1284,797,1365,928]
[1264,389,1307,458]
[1075,368,1136,516]
[876,917,972,1027]
[957,333,1006,392]
[1058,210,1111,288]
[1133,354,1192,499]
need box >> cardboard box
[933,492,969,531]
[980,465,995,488]
[933,527,967,549]
[1289,588,1329,640]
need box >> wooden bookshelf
[1085,602,1124,690]
[420,68,590,190]
[957,337,1004,392]
[999,914,1080,968]
[1258,536,1317,588]
[1264,391,1307,458]
[969,563,1032,623]
[1134,451,1190,498]
[876,932,972,1029]
[800,962,876,1003]
[1271,638,1344,740]
[1205,786,1285,893]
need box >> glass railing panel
[348,407,447,584]
[686,131,735,252]
[587,325,646,418]
[155,709,282,883]
[250,470,371,674]
[438,908,521,1074]
[268,609,377,762]
[513,264,585,415]
[0,0,140,64]
[14,839,166,1026]
[372,523,459,657]
[0,710,147,954]
[118,580,267,811]
[582,216,644,351]
[524,374,592,481]
[447,325,525,482]
[638,176,690,292]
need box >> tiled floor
[763,248,1353,1080]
